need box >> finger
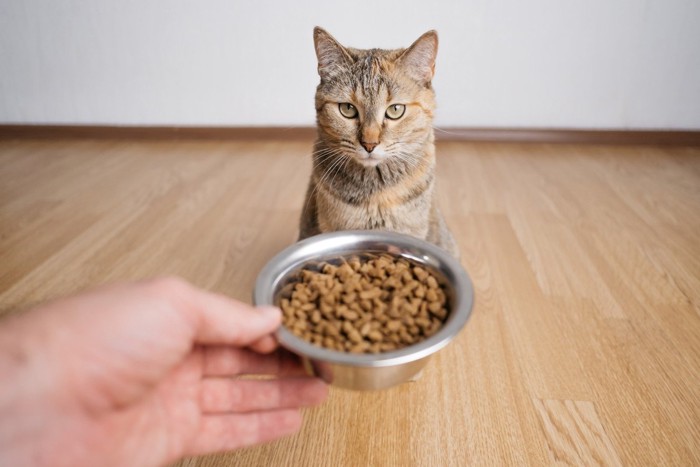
[158,278,282,345]
[248,334,278,354]
[188,410,301,456]
[203,347,307,377]
[200,377,328,413]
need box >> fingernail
[259,306,281,320]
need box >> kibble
[278,254,449,354]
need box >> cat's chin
[355,155,386,167]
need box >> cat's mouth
[355,148,388,167]
[356,155,384,167]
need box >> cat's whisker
[313,153,343,166]
[432,126,464,137]
[394,151,424,173]
[310,149,343,160]
[302,148,347,217]
[325,153,351,200]
[311,148,346,167]
[310,144,346,154]
[304,150,349,215]
[385,141,403,149]
[311,157,347,208]
[313,157,345,190]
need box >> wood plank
[1,139,699,465]
[532,399,622,466]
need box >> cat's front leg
[298,180,321,241]
[427,204,460,258]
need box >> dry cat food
[278,254,449,354]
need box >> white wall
[1,0,699,129]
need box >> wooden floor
[1,139,699,465]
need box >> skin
[0,278,328,467]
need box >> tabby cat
[299,27,458,257]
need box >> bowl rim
[253,230,474,368]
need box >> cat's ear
[314,27,353,80]
[398,30,438,84]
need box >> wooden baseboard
[0,125,317,141]
[432,127,700,145]
[0,124,699,145]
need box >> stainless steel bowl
[253,230,474,390]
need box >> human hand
[0,278,327,467]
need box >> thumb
[164,279,281,346]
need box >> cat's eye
[385,104,406,120]
[338,103,358,119]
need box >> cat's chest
[346,202,390,229]
[313,157,435,237]
[317,189,430,237]
[326,201,396,230]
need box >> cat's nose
[361,141,379,153]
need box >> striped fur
[299,27,458,257]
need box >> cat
[299,27,459,258]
